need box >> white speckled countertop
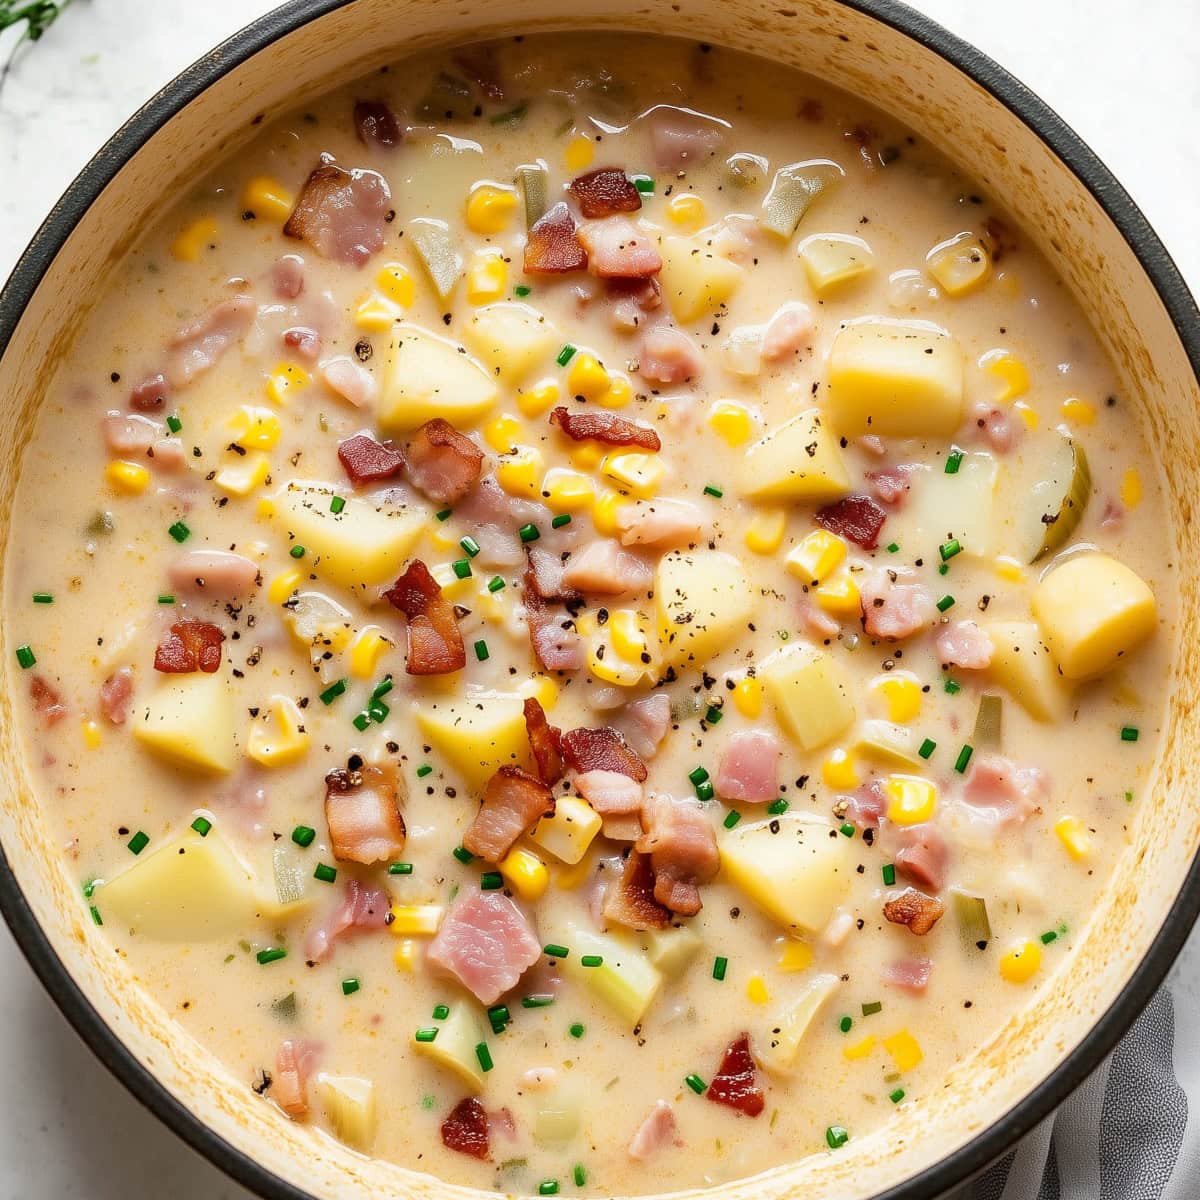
[0,2,1198,1196]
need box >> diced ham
[936,620,993,670]
[522,566,585,672]
[324,765,407,865]
[463,766,555,862]
[638,325,702,384]
[354,99,402,149]
[644,104,725,170]
[441,1097,489,1160]
[603,850,671,931]
[166,295,254,388]
[524,202,588,275]
[29,675,67,726]
[615,692,671,759]
[150,437,187,471]
[383,560,466,675]
[525,547,580,604]
[426,890,541,1005]
[760,301,815,362]
[797,599,841,639]
[153,620,224,674]
[129,373,169,412]
[562,726,648,781]
[860,569,936,641]
[561,539,652,596]
[550,405,661,451]
[569,168,642,219]
[883,888,945,935]
[304,877,390,961]
[167,549,259,596]
[859,434,887,457]
[270,254,305,300]
[882,957,933,994]
[715,730,781,804]
[523,697,564,785]
[894,824,949,891]
[283,163,391,265]
[98,667,133,725]
[404,419,485,504]
[968,400,1021,453]
[274,1039,316,1117]
[846,780,887,829]
[575,769,644,815]
[815,494,887,550]
[867,466,911,506]
[321,355,377,407]
[961,753,1048,825]
[615,498,706,549]
[337,432,404,485]
[607,276,661,331]
[1101,498,1125,531]
[637,795,719,915]
[104,411,162,457]
[578,217,662,280]
[706,1033,765,1117]
[628,1100,680,1160]
[282,326,321,362]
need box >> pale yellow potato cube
[555,927,662,1026]
[132,671,237,774]
[659,235,746,322]
[826,317,964,437]
[413,1000,487,1090]
[798,233,874,295]
[463,301,559,385]
[927,232,992,297]
[316,1075,377,1150]
[642,924,703,977]
[756,973,840,1074]
[380,323,499,434]
[413,695,532,789]
[982,621,1071,721]
[655,549,756,669]
[1031,553,1156,679]
[735,408,850,504]
[530,796,603,864]
[760,642,855,750]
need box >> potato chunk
[555,926,662,1026]
[463,301,558,385]
[317,1074,377,1150]
[413,695,532,788]
[413,1000,488,1090]
[530,796,602,864]
[132,671,236,774]
[756,973,840,1074]
[735,408,850,504]
[655,549,756,669]
[826,317,964,437]
[380,323,499,433]
[760,642,855,750]
[659,235,746,322]
[721,814,853,935]
[981,621,1071,720]
[1031,553,1156,679]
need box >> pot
[1,2,1198,1198]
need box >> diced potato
[798,234,873,295]
[909,453,999,558]
[317,1074,377,1150]
[273,483,424,590]
[530,796,602,864]
[826,317,964,437]
[735,408,850,504]
[533,1088,582,1146]
[927,232,991,297]
[851,719,922,767]
[413,695,532,789]
[659,235,746,322]
[721,814,854,936]
[642,924,703,977]
[1032,553,1156,680]
[246,695,310,767]
[760,643,855,751]
[981,621,1071,721]
[413,1000,488,1090]
[755,973,840,1075]
[380,323,499,434]
[133,671,237,774]
[556,927,662,1026]
[463,302,559,385]
[655,549,756,669]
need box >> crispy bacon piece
[30,675,67,726]
[637,796,719,916]
[354,99,401,148]
[463,766,555,862]
[523,697,564,785]
[383,560,466,675]
[550,406,661,452]
[883,888,945,935]
[815,494,887,550]
[562,726,648,781]
[706,1034,765,1117]
[283,163,391,266]
[153,620,225,674]
[525,547,581,604]
[442,1097,490,1159]
[524,202,588,275]
[324,765,407,865]
[337,432,404,485]
[603,850,671,931]
[568,168,642,219]
[99,668,134,725]
[129,373,169,412]
[274,1040,315,1118]
[404,419,485,504]
[522,558,585,672]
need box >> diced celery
[759,159,844,238]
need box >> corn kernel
[388,905,444,936]
[265,362,310,406]
[376,262,416,308]
[541,467,595,512]
[999,939,1042,984]
[241,175,294,223]
[882,1030,923,1072]
[785,529,847,583]
[603,452,664,498]
[498,847,550,901]
[466,182,519,235]
[994,555,1027,583]
[393,940,417,971]
[708,399,755,447]
[247,695,310,768]
[980,349,1030,403]
[170,215,218,263]
[256,498,276,520]
[666,193,706,228]
[870,673,922,724]
[883,775,937,825]
[610,610,648,662]
[496,446,544,499]
[349,627,391,679]
[1014,401,1039,430]
[567,352,611,402]
[1120,467,1143,510]
[822,748,860,791]
[570,442,605,472]
[268,569,305,605]
[732,677,764,720]
[597,374,634,409]
[814,571,861,620]
[104,460,150,495]
[1054,816,1092,861]
[843,1035,876,1061]
[466,250,508,305]
[1060,397,1096,425]
[776,939,814,973]
[518,674,559,712]
[746,975,770,1005]
[587,637,648,687]
[81,719,102,749]
[354,294,404,332]
[226,405,281,450]
[744,508,787,555]
[214,451,271,497]
[563,134,595,172]
[516,379,560,419]
[484,412,524,453]
[591,490,625,536]
[927,233,991,296]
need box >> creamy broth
[4,32,1172,1196]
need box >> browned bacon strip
[549,406,660,452]
[602,850,671,931]
[568,168,642,219]
[706,1034,765,1117]
[522,559,585,672]
[883,888,945,935]
[383,560,466,675]
[337,433,404,485]
[353,99,401,148]
[525,546,581,604]
[283,163,391,266]
[463,766,555,862]
[561,726,648,781]
[637,796,719,916]
[324,765,407,865]
[441,1097,490,1159]
[523,697,564,785]
[404,419,485,504]
[524,202,588,275]
[153,620,225,674]
[814,494,887,550]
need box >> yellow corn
[516,379,560,419]
[666,193,706,228]
[226,405,281,450]
[256,498,276,520]
[388,905,444,936]
[496,447,544,499]
[1120,467,1142,510]
[822,748,860,791]
[587,639,647,688]
[566,352,611,402]
[81,720,102,750]
[1060,397,1096,425]
[466,182,519,234]
[393,940,417,971]
[785,529,847,584]
[999,939,1042,983]
[564,134,595,172]
[268,568,305,605]
[376,263,416,308]
[843,1035,876,1061]
[170,215,218,263]
[354,294,404,332]
[708,399,755,447]
[732,677,763,720]
[980,349,1030,403]
[590,490,625,536]
[214,451,271,497]
[246,695,310,768]
[745,508,787,555]
[610,610,649,662]
[541,467,595,512]
[871,673,922,724]
[484,412,524,453]
[814,571,861,620]
[466,250,508,305]
[1014,400,1039,429]
[570,442,606,472]
[104,460,150,495]
[776,939,814,973]
[518,674,559,712]
[603,452,664,498]
[349,627,391,679]
[993,555,1026,583]
[265,362,310,405]
[927,233,991,297]
[498,847,550,901]
[1055,816,1092,861]
[746,975,770,1005]
[882,1030,923,1072]
[241,175,294,222]
[475,580,513,626]
[597,374,634,409]
[883,775,938,825]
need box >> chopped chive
[314,862,337,884]
[556,344,577,367]
[886,542,900,553]
[684,1073,707,1095]
[882,863,896,886]
[723,810,741,829]
[460,535,481,558]
[341,977,360,995]
[514,284,532,298]
[632,174,655,194]
[703,484,724,498]
[551,513,571,529]
[421,1094,435,1110]
[371,677,394,700]
[826,1125,849,1149]
[488,1003,510,1026]
[1120,725,1139,742]
[367,698,389,723]
[695,780,715,802]
[767,798,789,815]
[954,744,974,773]
[712,956,728,981]
[90,905,103,926]
[319,678,347,705]
[490,102,528,125]
[1040,929,1058,944]
[432,1003,451,1020]
[918,738,936,759]
[889,1087,906,1104]
[1125,789,1134,803]
[539,1183,559,1197]
[15,645,35,670]
[839,822,855,838]
[518,522,540,543]
[168,520,190,543]
[487,575,506,592]
[452,558,472,579]
[704,704,724,725]
[453,846,475,865]
[688,766,709,786]
[474,639,490,663]
[157,594,176,605]
[939,538,962,561]
[414,1027,438,1043]
[31,592,53,604]
[573,1166,588,1188]
[82,880,96,899]
[936,594,956,613]
[256,947,287,965]
[435,508,452,522]
[861,1000,882,1016]
[166,413,182,433]
[289,544,306,559]
[480,870,504,890]
[522,994,555,1008]
[351,710,370,732]
[475,1042,494,1072]
[938,562,950,576]
[944,678,961,695]
[944,451,963,475]
[190,816,212,837]
[389,861,413,875]
[291,825,316,848]
[543,943,569,959]
[416,763,433,778]
[580,954,603,968]
[127,831,149,856]
[329,496,346,515]
[838,1015,853,1033]
[568,1022,586,1039]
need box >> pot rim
[1,2,1198,1198]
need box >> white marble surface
[0,1,1198,1196]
